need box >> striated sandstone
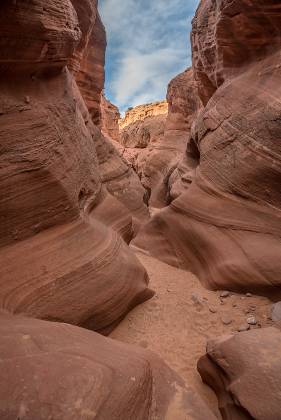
[71,1,149,230]
[0,0,151,334]
[0,313,217,420]
[133,0,281,297]
[100,92,120,141]
[198,326,281,419]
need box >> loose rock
[247,316,257,325]
[271,302,281,322]
[220,291,230,298]
[221,315,232,325]
[209,306,217,314]
[238,324,250,332]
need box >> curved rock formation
[159,68,202,204]
[133,0,281,298]
[0,0,152,333]
[0,313,216,420]
[69,1,149,231]
[198,326,281,419]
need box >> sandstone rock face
[0,0,151,333]
[120,100,168,129]
[163,68,202,203]
[0,313,217,420]
[100,92,120,141]
[198,326,281,419]
[70,2,149,231]
[192,0,281,106]
[133,0,281,298]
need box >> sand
[110,252,274,418]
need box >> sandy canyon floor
[111,252,274,418]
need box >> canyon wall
[0,0,152,336]
[100,92,120,141]
[133,0,281,298]
[70,1,149,232]
[0,1,213,417]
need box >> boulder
[0,313,216,420]
[198,326,281,419]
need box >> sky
[99,0,199,113]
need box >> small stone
[24,95,30,104]
[247,316,257,325]
[241,296,246,300]
[271,302,281,322]
[167,288,173,293]
[221,315,232,325]
[232,302,238,308]
[238,324,250,332]
[191,292,203,305]
[246,293,253,297]
[209,306,217,314]
[220,291,230,298]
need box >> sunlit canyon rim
[0,1,281,419]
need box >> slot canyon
[0,0,281,419]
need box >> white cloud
[99,0,198,112]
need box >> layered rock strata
[133,0,281,298]
[198,326,281,419]
[70,0,149,231]
[0,0,151,334]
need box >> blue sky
[99,0,199,113]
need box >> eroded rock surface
[0,313,217,420]
[100,92,120,142]
[70,1,149,231]
[133,0,281,298]
[0,0,151,333]
[198,326,281,419]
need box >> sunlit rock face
[133,0,281,298]
[0,0,152,334]
[120,101,168,130]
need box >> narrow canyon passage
[0,0,281,419]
